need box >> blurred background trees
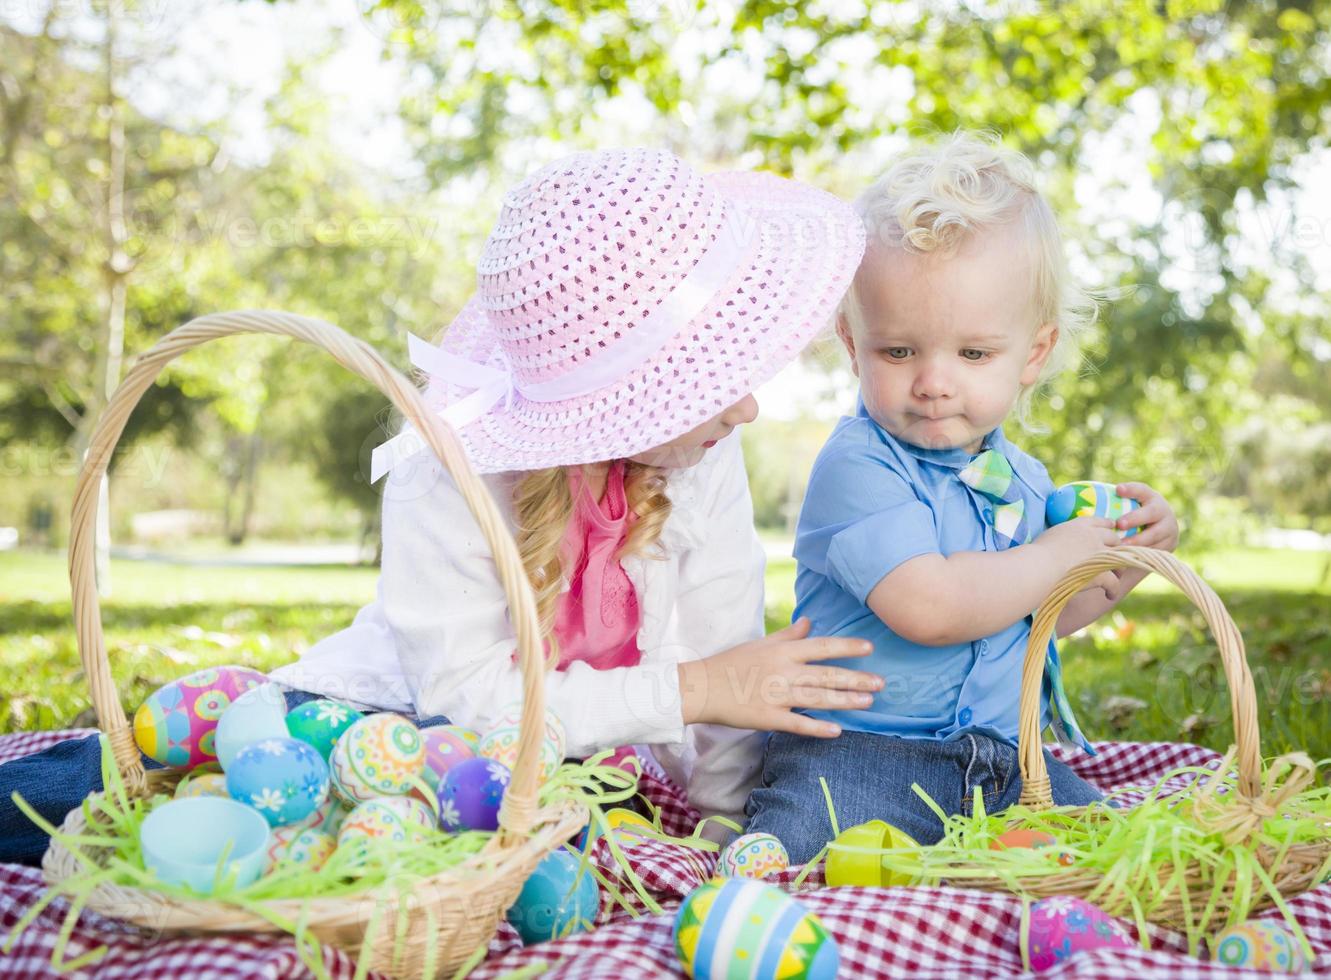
[2,0,1329,558]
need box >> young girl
[742,134,1181,864]
[0,147,884,863]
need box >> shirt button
[959,707,974,726]
[979,639,989,654]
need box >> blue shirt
[793,400,1055,745]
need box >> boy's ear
[835,314,860,378]
[1020,322,1059,386]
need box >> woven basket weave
[41,311,588,978]
[947,545,1328,925]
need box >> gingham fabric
[3,729,1328,978]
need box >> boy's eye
[883,347,911,360]
[960,349,989,361]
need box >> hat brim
[421,170,866,474]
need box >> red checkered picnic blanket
[3,730,1329,978]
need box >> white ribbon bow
[369,204,757,484]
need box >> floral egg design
[328,713,425,805]
[1025,896,1134,972]
[437,757,511,832]
[133,665,268,769]
[225,736,330,827]
[286,699,361,762]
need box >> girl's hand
[1115,482,1180,552]
[677,618,882,738]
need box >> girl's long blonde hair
[512,461,673,668]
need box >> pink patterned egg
[1025,896,1135,972]
[133,666,269,769]
[328,713,425,805]
[418,725,477,791]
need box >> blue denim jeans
[0,687,450,866]
[743,729,1106,866]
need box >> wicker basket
[42,311,588,978]
[945,545,1328,926]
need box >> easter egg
[479,725,563,782]
[1045,481,1141,538]
[174,772,230,800]
[226,737,330,827]
[506,850,600,944]
[991,828,1075,867]
[285,699,361,762]
[337,797,436,855]
[133,665,268,769]
[215,682,290,771]
[328,713,425,805]
[437,724,481,752]
[674,878,839,980]
[437,757,511,832]
[1025,896,1134,972]
[294,795,352,837]
[826,820,918,887]
[1211,920,1308,973]
[718,833,789,880]
[417,724,477,791]
[263,826,336,874]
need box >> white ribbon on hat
[370,206,757,483]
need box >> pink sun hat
[370,147,866,479]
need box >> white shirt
[270,430,766,832]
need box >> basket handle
[1015,545,1262,807]
[69,310,549,837]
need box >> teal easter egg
[506,850,600,944]
[717,833,789,880]
[1045,481,1141,538]
[215,683,290,771]
[263,826,336,874]
[175,772,230,800]
[133,666,268,769]
[1212,920,1308,973]
[673,878,839,980]
[226,737,330,827]
[286,699,361,762]
[329,713,425,805]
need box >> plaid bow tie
[958,449,1095,755]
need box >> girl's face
[629,394,760,469]
[838,222,1057,453]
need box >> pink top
[550,459,642,670]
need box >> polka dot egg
[674,878,839,980]
[329,713,425,805]
[225,737,330,827]
[418,724,477,791]
[133,665,268,769]
[1212,920,1308,974]
[337,797,436,853]
[1025,896,1134,972]
[717,833,789,880]
[286,699,361,762]
[264,826,336,874]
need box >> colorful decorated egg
[337,797,436,854]
[285,699,361,762]
[226,737,330,827]
[174,772,230,799]
[328,713,425,805]
[478,705,565,782]
[506,850,600,944]
[294,795,352,837]
[437,724,481,752]
[437,757,511,832]
[263,826,336,874]
[674,878,839,979]
[991,828,1074,867]
[1045,481,1141,538]
[1025,896,1134,972]
[133,665,268,769]
[1211,919,1308,973]
[417,724,478,791]
[215,682,290,770]
[718,833,789,880]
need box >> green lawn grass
[2,547,1329,761]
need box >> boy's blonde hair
[841,131,1097,421]
[512,463,671,667]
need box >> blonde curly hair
[840,131,1097,421]
[511,462,672,668]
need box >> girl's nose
[723,394,760,426]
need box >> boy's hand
[1115,482,1180,552]
[1034,515,1121,571]
[677,618,883,738]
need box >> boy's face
[837,222,1057,453]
